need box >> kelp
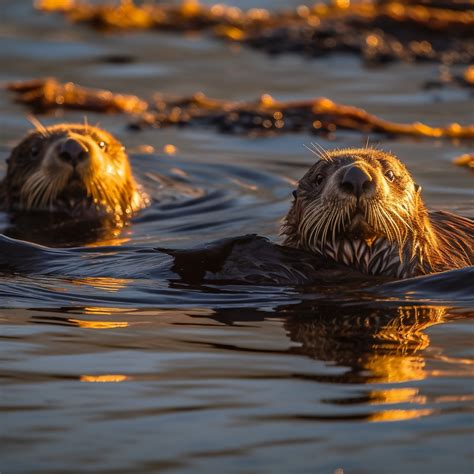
[7,77,148,114]
[35,0,474,64]
[453,153,474,171]
[7,78,474,139]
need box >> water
[0,1,473,473]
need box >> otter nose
[340,165,374,198]
[58,139,89,166]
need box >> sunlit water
[0,1,473,473]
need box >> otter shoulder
[429,210,474,269]
[161,235,380,286]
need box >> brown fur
[281,148,473,277]
[0,123,148,217]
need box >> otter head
[281,148,438,278]
[2,123,147,217]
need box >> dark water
[1,1,473,473]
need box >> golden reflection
[359,305,447,384]
[368,387,425,405]
[71,277,130,292]
[81,306,134,315]
[368,408,434,423]
[365,354,427,383]
[84,236,131,247]
[80,374,129,383]
[283,304,454,422]
[286,304,447,384]
[435,395,474,403]
[69,318,129,329]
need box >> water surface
[0,1,473,473]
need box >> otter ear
[292,190,298,199]
[414,183,422,193]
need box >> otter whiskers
[21,171,68,210]
[303,142,332,161]
[296,192,421,275]
[27,115,50,138]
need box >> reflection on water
[2,210,130,247]
[71,277,131,292]
[282,304,447,423]
[284,304,447,384]
[80,374,130,382]
[69,318,130,329]
[1,302,473,472]
[0,0,473,472]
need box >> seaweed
[453,153,474,171]
[35,0,474,65]
[7,77,148,114]
[7,77,474,139]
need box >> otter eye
[385,170,395,182]
[31,145,40,158]
[315,174,324,186]
[98,141,107,150]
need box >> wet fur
[0,123,147,217]
[281,148,473,277]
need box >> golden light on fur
[282,148,473,277]
[1,123,149,217]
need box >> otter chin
[0,123,148,217]
[281,148,473,278]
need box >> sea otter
[281,148,473,278]
[0,123,147,215]
[162,148,472,285]
[0,123,149,246]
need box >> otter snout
[339,164,375,198]
[58,138,90,167]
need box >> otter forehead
[44,124,117,143]
[22,124,118,150]
[9,124,124,168]
[308,148,405,172]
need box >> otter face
[282,148,431,278]
[2,124,146,216]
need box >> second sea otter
[0,123,149,246]
[1,123,148,215]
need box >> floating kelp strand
[7,78,474,139]
[7,77,148,114]
[453,153,474,171]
